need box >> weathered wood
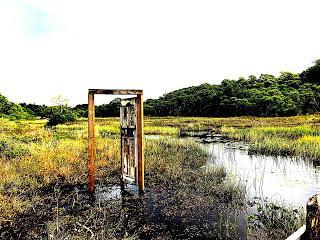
[120,98,137,182]
[136,94,144,193]
[306,194,320,239]
[89,89,143,95]
[88,93,95,193]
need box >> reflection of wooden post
[306,194,320,239]
[88,93,95,193]
[136,94,144,193]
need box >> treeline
[144,60,320,117]
[0,94,31,120]
[0,95,120,121]
[0,94,78,126]
[1,60,320,119]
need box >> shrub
[46,108,77,127]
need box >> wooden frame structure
[88,89,144,193]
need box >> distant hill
[144,60,320,117]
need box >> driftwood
[306,194,320,239]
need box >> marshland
[2,0,320,238]
[2,115,320,239]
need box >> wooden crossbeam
[89,89,143,95]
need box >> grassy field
[0,115,314,239]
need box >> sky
[0,0,320,106]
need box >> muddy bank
[0,180,246,240]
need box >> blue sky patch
[23,3,52,37]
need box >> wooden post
[88,93,95,193]
[306,194,320,239]
[136,94,144,193]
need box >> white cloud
[0,0,320,105]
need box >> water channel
[202,140,320,207]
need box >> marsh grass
[144,114,320,130]
[247,201,305,240]
[221,125,320,161]
[0,118,120,224]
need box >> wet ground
[0,180,247,240]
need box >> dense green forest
[144,60,320,117]
[1,60,320,120]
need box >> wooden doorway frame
[88,89,144,193]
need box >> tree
[46,95,77,127]
[7,103,32,120]
[0,94,10,116]
[300,59,320,84]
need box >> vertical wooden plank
[136,94,144,193]
[88,93,95,193]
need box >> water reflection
[204,142,320,207]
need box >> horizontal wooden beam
[89,89,143,95]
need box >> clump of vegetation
[97,124,120,137]
[46,95,77,127]
[46,109,77,127]
[247,201,305,239]
[221,125,320,161]
[144,126,179,136]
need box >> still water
[204,141,320,207]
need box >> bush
[46,108,77,127]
